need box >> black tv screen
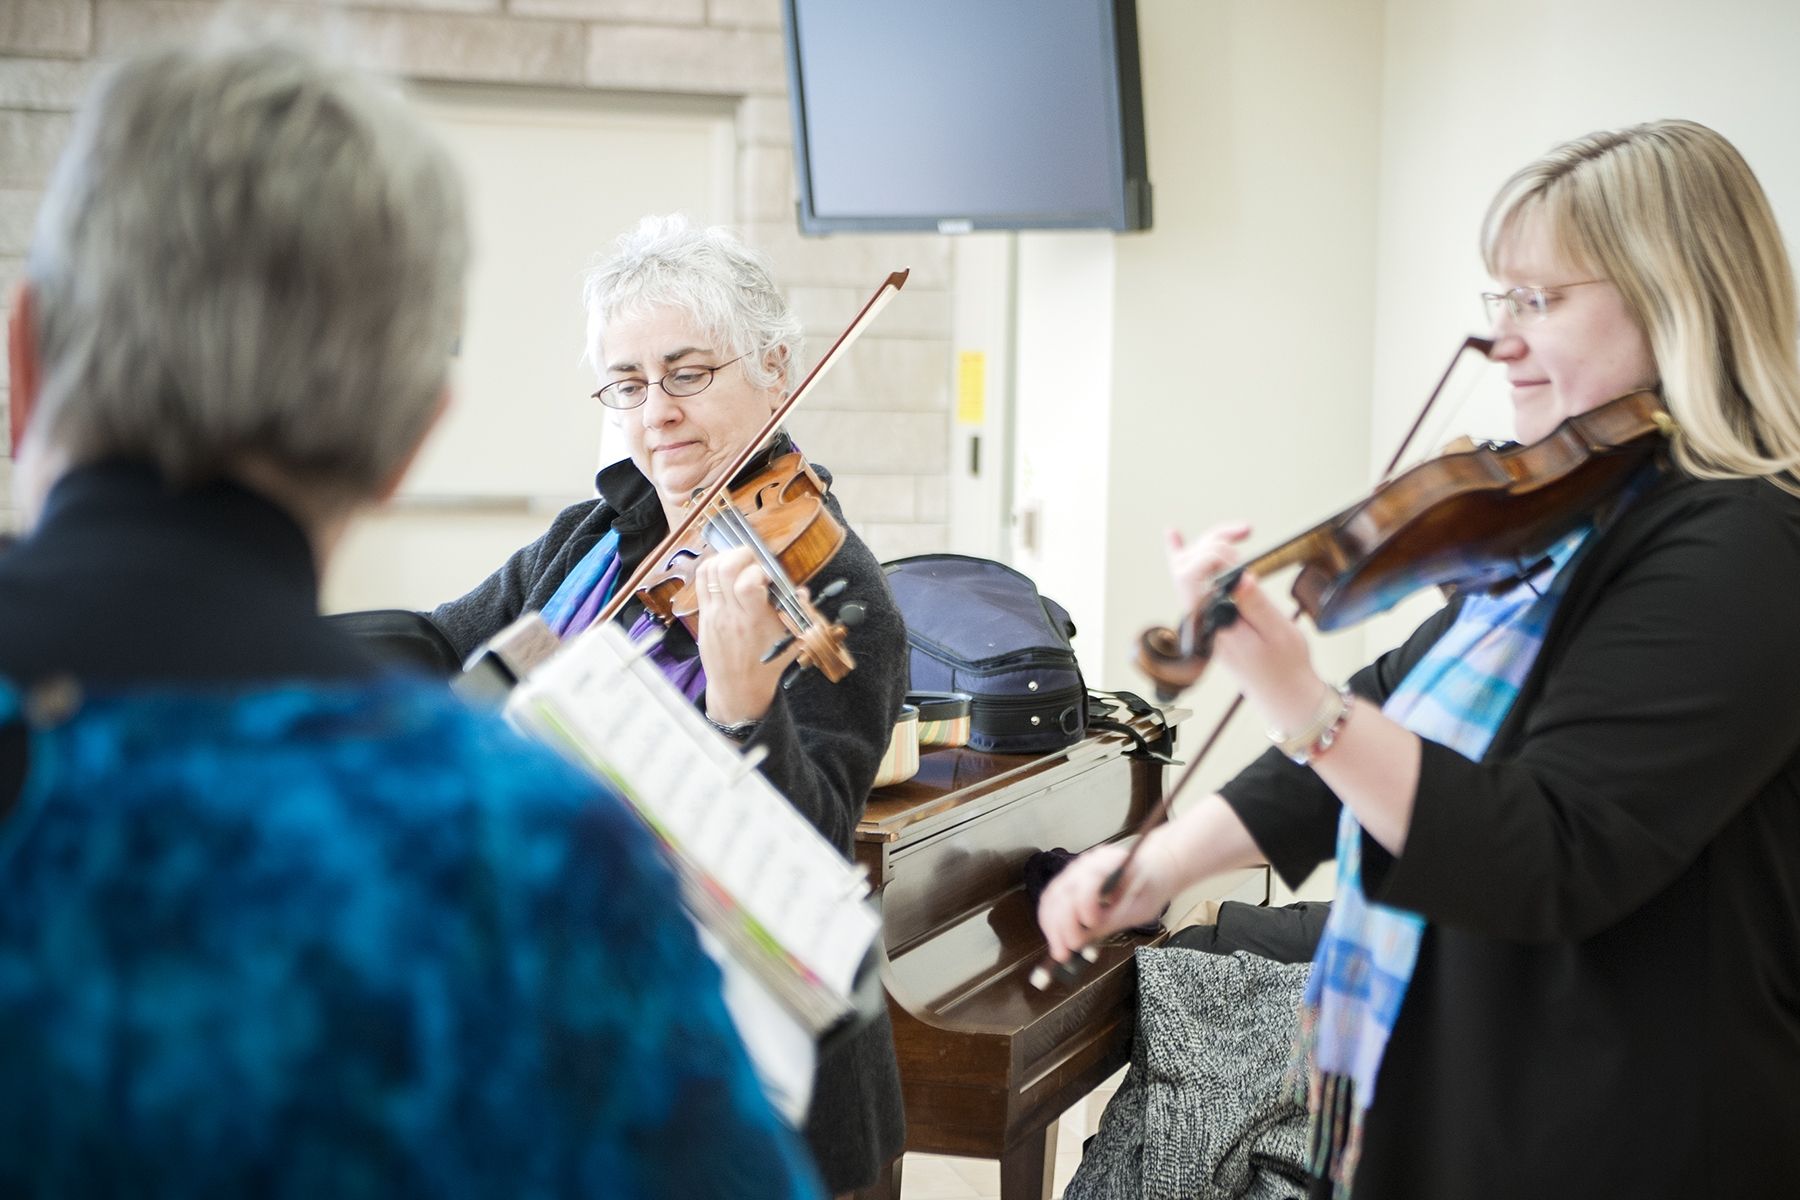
[783,0,1151,234]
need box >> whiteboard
[324,84,737,614]
[403,83,736,501]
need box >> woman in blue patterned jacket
[0,31,820,1200]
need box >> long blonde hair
[1482,119,1800,494]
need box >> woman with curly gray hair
[428,214,909,1195]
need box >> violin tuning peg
[761,633,797,665]
[814,578,849,602]
[1203,596,1240,633]
[836,602,866,629]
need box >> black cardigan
[1221,469,1800,1198]
[427,441,910,1192]
[0,463,382,820]
[0,463,375,688]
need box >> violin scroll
[765,579,861,684]
[1135,574,1243,702]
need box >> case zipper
[908,638,1077,674]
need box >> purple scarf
[540,528,707,704]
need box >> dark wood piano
[851,710,1269,1200]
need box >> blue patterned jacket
[0,678,822,1199]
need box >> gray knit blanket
[1064,948,1313,1200]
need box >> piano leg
[845,1154,902,1200]
[999,1121,1058,1200]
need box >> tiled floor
[895,1069,1124,1200]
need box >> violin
[593,270,910,685]
[637,450,861,683]
[1136,386,1674,700]
[1031,337,1678,992]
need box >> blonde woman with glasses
[1041,119,1800,1199]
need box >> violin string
[706,496,810,629]
[704,504,799,629]
[713,501,803,624]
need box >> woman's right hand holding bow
[1037,830,1184,965]
[1035,524,1277,965]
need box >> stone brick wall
[0,0,953,559]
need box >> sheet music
[507,619,878,1001]
[696,926,816,1126]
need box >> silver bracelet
[705,713,761,741]
[1268,683,1355,765]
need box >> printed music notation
[505,618,879,1019]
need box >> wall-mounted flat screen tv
[783,0,1151,234]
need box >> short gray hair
[23,32,468,505]
[582,215,802,393]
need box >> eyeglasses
[1480,279,1608,324]
[592,353,747,410]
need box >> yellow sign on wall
[957,350,986,426]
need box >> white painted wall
[408,84,736,497]
[1011,230,1117,669]
[1103,0,1385,706]
[1012,2,1385,890]
[945,234,1016,561]
[1005,0,1387,901]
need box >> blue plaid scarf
[1297,526,1591,1196]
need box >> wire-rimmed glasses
[592,353,748,410]
[1480,280,1608,324]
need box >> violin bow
[1033,335,1496,990]
[594,270,910,630]
[1379,336,1494,479]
